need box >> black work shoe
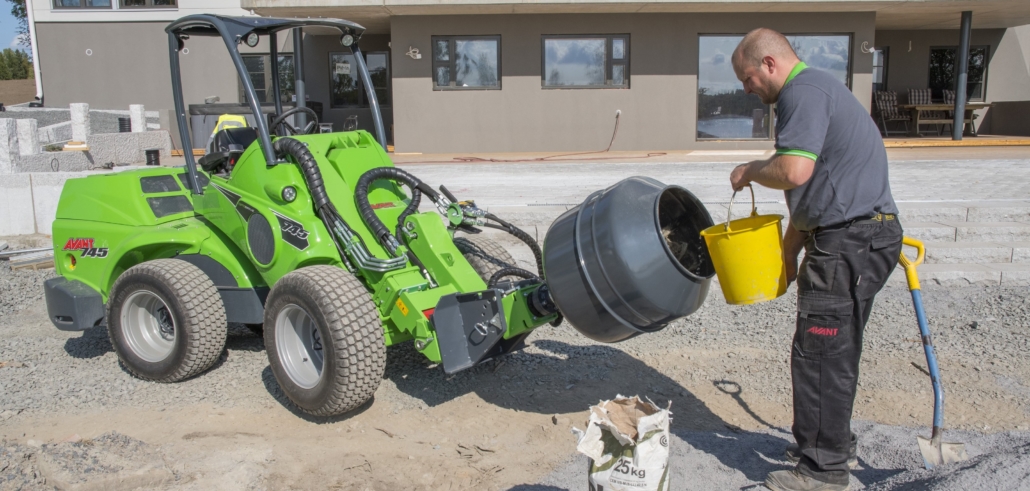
[765,469,849,491]
[785,443,858,469]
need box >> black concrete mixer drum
[542,176,715,343]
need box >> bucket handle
[725,184,758,231]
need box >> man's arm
[730,154,814,191]
[782,219,806,284]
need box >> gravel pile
[0,260,55,319]
[526,421,1030,490]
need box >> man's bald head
[732,28,799,70]
[731,28,801,104]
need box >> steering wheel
[270,106,320,136]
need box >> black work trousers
[792,217,903,484]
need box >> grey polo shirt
[775,62,898,232]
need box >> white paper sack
[573,395,672,491]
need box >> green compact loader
[44,15,717,417]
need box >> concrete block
[70,103,90,142]
[15,118,38,156]
[0,174,36,235]
[37,121,72,144]
[966,205,1030,223]
[947,222,1030,242]
[899,222,956,242]
[137,129,173,158]
[896,202,969,223]
[130,104,146,133]
[0,118,17,175]
[15,151,95,173]
[31,172,91,235]
[923,241,1012,264]
[890,263,1001,287]
[988,263,1030,286]
[1007,242,1030,263]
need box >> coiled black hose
[488,267,539,288]
[483,213,544,278]
[354,167,440,252]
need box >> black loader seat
[198,127,258,173]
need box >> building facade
[30,0,1030,153]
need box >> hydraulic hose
[483,214,544,278]
[488,267,539,288]
[354,167,441,254]
[274,137,407,273]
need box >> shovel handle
[725,184,757,231]
[899,236,925,290]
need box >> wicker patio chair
[942,89,980,136]
[874,91,908,136]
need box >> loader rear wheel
[453,234,517,283]
[107,259,228,382]
[264,266,385,417]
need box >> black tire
[263,266,385,417]
[107,259,228,382]
[453,234,517,283]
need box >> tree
[4,0,27,49]
[0,49,30,79]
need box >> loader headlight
[282,186,297,203]
[340,34,354,47]
[244,32,260,48]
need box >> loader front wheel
[107,259,228,382]
[453,234,517,283]
[264,266,385,417]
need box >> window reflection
[454,40,499,87]
[786,35,851,88]
[697,36,770,140]
[544,38,606,87]
[929,46,988,101]
[330,52,390,108]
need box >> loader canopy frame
[165,15,387,194]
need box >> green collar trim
[784,61,808,86]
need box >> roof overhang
[242,0,1030,34]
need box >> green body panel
[50,130,554,364]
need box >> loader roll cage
[165,15,388,195]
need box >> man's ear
[762,55,776,74]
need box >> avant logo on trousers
[807,326,839,336]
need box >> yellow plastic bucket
[700,186,788,305]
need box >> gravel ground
[1,224,1029,489]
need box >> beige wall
[36,22,242,112]
[390,12,877,153]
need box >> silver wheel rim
[275,304,325,389]
[121,290,176,362]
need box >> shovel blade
[917,435,968,469]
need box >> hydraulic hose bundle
[273,138,407,273]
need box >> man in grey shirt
[728,28,903,491]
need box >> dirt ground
[0,79,36,106]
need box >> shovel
[899,237,969,469]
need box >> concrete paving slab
[947,221,1030,242]
[923,241,1012,264]
[985,263,1030,286]
[1007,242,1030,263]
[0,174,36,235]
[899,222,956,242]
[895,202,969,223]
[892,263,1002,287]
[966,205,1030,222]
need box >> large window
[239,54,295,104]
[872,47,889,93]
[53,0,111,7]
[542,35,629,88]
[697,34,852,140]
[120,0,175,6]
[929,45,989,101]
[329,52,389,108]
[432,36,500,90]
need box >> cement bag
[573,395,672,491]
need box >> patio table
[900,102,994,137]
